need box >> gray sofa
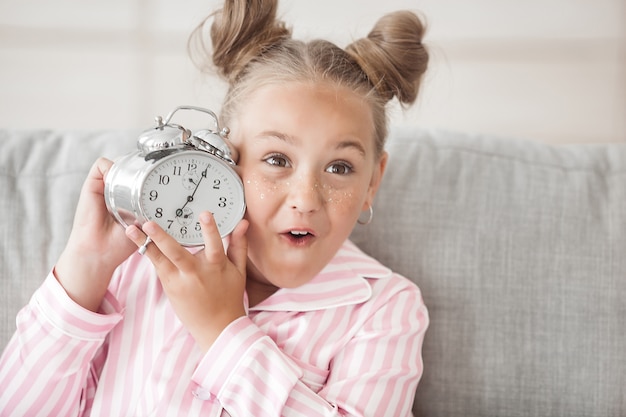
[1,127,625,416]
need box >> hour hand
[182,171,200,190]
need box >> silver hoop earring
[357,206,374,225]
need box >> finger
[227,219,249,277]
[94,157,114,179]
[73,158,115,226]
[125,225,152,253]
[126,225,165,260]
[83,157,113,194]
[199,212,229,263]
[141,221,192,273]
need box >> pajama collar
[248,240,392,312]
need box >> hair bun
[346,11,429,104]
[189,0,292,83]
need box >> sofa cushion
[350,127,626,417]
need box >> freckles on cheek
[321,185,361,214]
[243,172,282,202]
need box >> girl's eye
[263,154,290,168]
[325,162,353,175]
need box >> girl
[0,0,429,415]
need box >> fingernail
[200,212,212,224]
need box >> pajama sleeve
[0,272,123,416]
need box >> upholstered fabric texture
[1,128,625,416]
[351,128,626,416]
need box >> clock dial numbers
[139,151,245,245]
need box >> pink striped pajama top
[0,240,428,416]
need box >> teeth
[290,231,309,236]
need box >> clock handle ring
[163,106,221,132]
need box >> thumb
[227,219,249,277]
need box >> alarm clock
[104,105,246,246]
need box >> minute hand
[176,170,205,216]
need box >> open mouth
[283,230,315,245]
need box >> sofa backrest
[351,127,626,416]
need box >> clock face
[139,151,245,245]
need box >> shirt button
[192,387,213,400]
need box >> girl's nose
[287,173,323,214]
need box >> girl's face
[229,81,387,292]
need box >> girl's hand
[55,158,137,311]
[126,212,249,352]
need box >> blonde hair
[189,0,428,157]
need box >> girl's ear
[363,151,388,211]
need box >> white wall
[0,0,624,144]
